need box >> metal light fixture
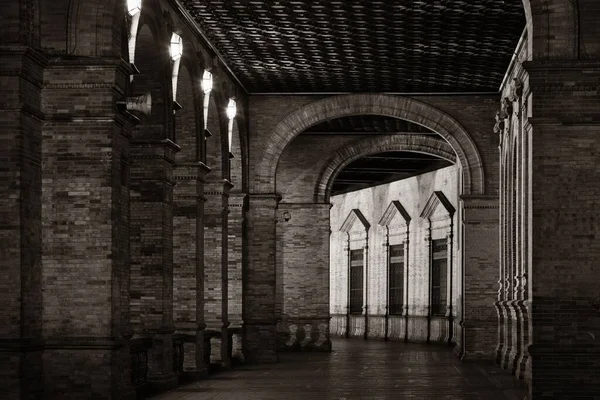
[127,0,142,16]
[169,33,183,61]
[116,92,152,116]
[201,70,213,131]
[226,98,236,157]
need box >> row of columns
[496,77,530,381]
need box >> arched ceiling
[295,114,454,196]
[181,0,525,93]
[332,151,454,196]
[303,115,435,135]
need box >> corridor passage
[151,338,526,400]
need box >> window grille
[349,249,364,314]
[389,244,404,315]
[431,239,448,316]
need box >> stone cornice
[523,59,600,72]
[247,193,281,209]
[0,45,48,66]
[44,82,116,90]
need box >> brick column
[277,203,332,352]
[173,161,211,380]
[228,192,246,328]
[459,195,499,360]
[130,138,179,391]
[204,179,233,368]
[524,61,600,399]
[228,192,246,361]
[38,58,136,399]
[243,194,280,363]
[0,46,45,400]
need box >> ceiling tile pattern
[303,115,435,134]
[182,0,525,93]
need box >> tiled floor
[151,338,527,400]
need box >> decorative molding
[528,85,600,93]
[340,208,370,233]
[508,78,524,102]
[420,191,455,219]
[44,83,116,89]
[247,193,281,209]
[494,110,505,135]
[378,200,411,227]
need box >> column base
[500,301,514,370]
[39,337,135,399]
[147,333,178,393]
[494,300,505,365]
[243,323,278,363]
[147,373,179,394]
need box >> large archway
[253,94,484,195]
[315,134,457,203]
[255,95,499,364]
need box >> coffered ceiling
[181,0,525,93]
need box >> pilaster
[172,161,211,380]
[242,194,281,363]
[524,60,600,399]
[459,195,499,360]
[277,203,332,352]
[129,138,180,391]
[0,45,46,400]
[38,56,136,398]
[203,178,234,368]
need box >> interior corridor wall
[330,165,459,343]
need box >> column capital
[229,192,247,208]
[204,179,234,195]
[130,139,181,164]
[173,161,211,181]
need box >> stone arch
[1,0,41,47]
[131,10,172,139]
[256,94,483,196]
[315,134,456,203]
[38,0,123,55]
[174,58,199,162]
[205,81,227,179]
[522,0,581,59]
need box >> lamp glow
[169,33,183,61]
[226,99,237,120]
[127,0,142,16]
[202,70,213,94]
[227,99,236,154]
[202,70,212,130]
